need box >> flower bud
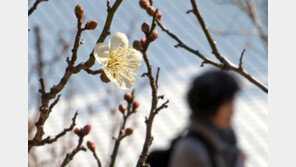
[75,4,84,21]
[156,11,162,21]
[100,72,110,83]
[124,92,132,102]
[85,20,98,30]
[139,0,150,10]
[87,141,96,152]
[119,104,127,114]
[81,124,91,136]
[141,37,147,46]
[133,100,140,110]
[74,128,81,136]
[133,40,142,51]
[150,30,158,41]
[147,6,156,16]
[141,22,150,35]
[125,127,134,136]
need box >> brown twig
[239,49,246,70]
[34,112,78,146]
[231,0,267,48]
[29,0,124,153]
[136,11,170,167]
[28,14,84,152]
[84,68,104,75]
[109,89,136,167]
[155,1,268,93]
[91,150,103,167]
[245,0,268,47]
[60,135,87,167]
[190,0,267,93]
[28,0,48,16]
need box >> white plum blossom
[94,32,143,89]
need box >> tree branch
[29,0,124,153]
[136,11,170,167]
[34,112,78,146]
[109,89,136,167]
[28,0,49,16]
[60,135,87,167]
[155,1,268,93]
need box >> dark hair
[187,70,240,120]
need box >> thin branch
[245,0,268,47]
[109,90,136,167]
[136,11,170,167]
[48,94,61,114]
[29,0,124,152]
[91,150,103,167]
[29,13,84,153]
[189,0,268,93]
[35,112,78,146]
[60,135,87,167]
[156,100,169,113]
[155,67,160,89]
[84,68,103,75]
[28,0,48,16]
[155,1,268,93]
[106,0,111,11]
[239,49,246,70]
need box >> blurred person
[169,69,245,167]
[147,69,245,167]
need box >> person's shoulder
[174,136,210,156]
[168,136,212,167]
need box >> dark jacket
[169,119,246,167]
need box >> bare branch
[246,0,268,47]
[156,100,169,113]
[239,49,246,70]
[136,11,170,167]
[36,112,78,146]
[155,67,160,89]
[60,135,87,167]
[109,89,136,167]
[84,68,103,75]
[29,0,124,152]
[91,150,103,167]
[28,0,49,16]
[155,1,268,93]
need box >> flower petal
[109,32,129,51]
[125,48,143,70]
[94,43,110,66]
[102,66,135,89]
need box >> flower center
[107,46,141,81]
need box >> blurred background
[28,0,268,166]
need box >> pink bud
[74,128,81,136]
[147,6,156,16]
[81,124,91,136]
[87,141,96,152]
[85,20,98,30]
[124,92,132,102]
[125,127,134,136]
[141,22,150,35]
[133,100,140,110]
[139,0,150,10]
[141,37,147,46]
[75,4,84,21]
[119,104,127,114]
[133,40,142,51]
[156,11,162,21]
[151,30,158,41]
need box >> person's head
[187,69,240,129]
